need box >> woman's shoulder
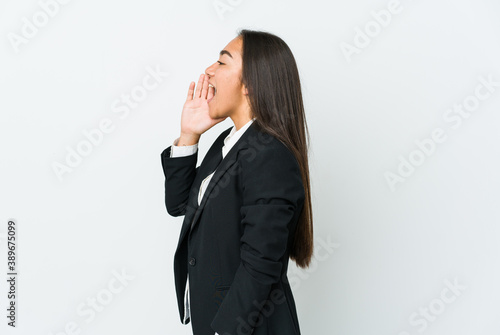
[242,126,300,173]
[239,125,305,204]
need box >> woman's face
[205,36,247,119]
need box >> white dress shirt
[169,118,256,334]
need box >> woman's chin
[208,106,217,119]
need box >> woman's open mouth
[208,84,216,103]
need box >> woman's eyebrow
[219,50,233,58]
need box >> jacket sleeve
[160,145,199,217]
[210,144,305,335]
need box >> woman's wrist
[178,132,200,146]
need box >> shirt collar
[222,117,256,158]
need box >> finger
[207,84,215,100]
[186,81,195,101]
[194,74,204,98]
[201,74,209,99]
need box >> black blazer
[160,121,305,335]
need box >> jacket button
[188,257,196,266]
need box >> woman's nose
[205,62,217,77]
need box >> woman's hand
[178,74,226,144]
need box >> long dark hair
[237,29,313,269]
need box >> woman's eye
[217,61,224,65]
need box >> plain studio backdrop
[1,0,499,334]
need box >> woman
[160,29,313,335]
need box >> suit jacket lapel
[177,122,258,245]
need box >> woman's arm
[210,143,305,334]
[161,73,227,217]
[160,138,200,217]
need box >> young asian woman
[160,29,314,335]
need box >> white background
[1,0,499,334]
